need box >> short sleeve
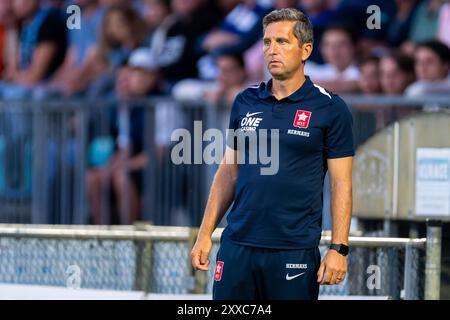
[324,97,355,158]
[226,93,242,150]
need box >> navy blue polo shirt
[223,76,354,249]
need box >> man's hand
[317,249,347,285]
[190,236,212,271]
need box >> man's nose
[267,43,278,56]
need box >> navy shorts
[212,238,321,300]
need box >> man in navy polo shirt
[191,8,354,300]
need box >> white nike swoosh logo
[286,272,306,280]
[246,111,263,117]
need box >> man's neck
[271,71,306,100]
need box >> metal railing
[0,98,216,226]
[0,223,437,299]
[0,95,449,226]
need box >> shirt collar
[258,76,314,102]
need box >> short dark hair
[262,8,314,45]
[217,53,245,69]
[416,40,450,64]
[384,51,415,75]
[323,23,358,46]
[360,55,380,68]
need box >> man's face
[415,47,449,81]
[12,0,40,21]
[217,56,246,89]
[380,57,413,94]
[127,68,158,97]
[321,29,354,71]
[263,21,310,80]
[359,61,380,94]
[144,0,170,29]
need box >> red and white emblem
[214,261,224,281]
[293,110,312,129]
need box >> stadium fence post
[133,224,153,293]
[403,242,419,299]
[425,219,442,300]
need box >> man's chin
[270,72,288,81]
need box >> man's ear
[301,42,313,63]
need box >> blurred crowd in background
[0,0,449,225]
[0,0,449,104]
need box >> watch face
[331,244,349,256]
[340,245,349,255]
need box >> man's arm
[190,147,239,271]
[49,47,76,85]
[61,47,108,95]
[329,156,353,245]
[317,156,353,285]
[12,42,57,85]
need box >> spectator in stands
[86,48,157,225]
[406,40,450,95]
[205,53,248,135]
[81,5,149,98]
[200,0,272,56]
[408,0,443,44]
[379,51,416,126]
[331,0,395,61]
[306,24,360,93]
[196,0,272,80]
[144,0,173,90]
[43,0,104,97]
[355,55,384,132]
[358,56,381,94]
[299,0,335,64]
[380,52,415,95]
[172,53,248,106]
[151,0,221,88]
[0,0,67,99]
[142,0,171,32]
[0,0,18,79]
[204,53,248,107]
[437,2,450,50]
[386,0,420,48]
[87,47,182,225]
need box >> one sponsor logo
[246,111,263,117]
[287,129,310,137]
[293,110,311,129]
[240,111,263,132]
[286,263,308,269]
[286,272,306,280]
[214,261,224,281]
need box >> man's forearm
[330,179,352,245]
[198,165,237,238]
